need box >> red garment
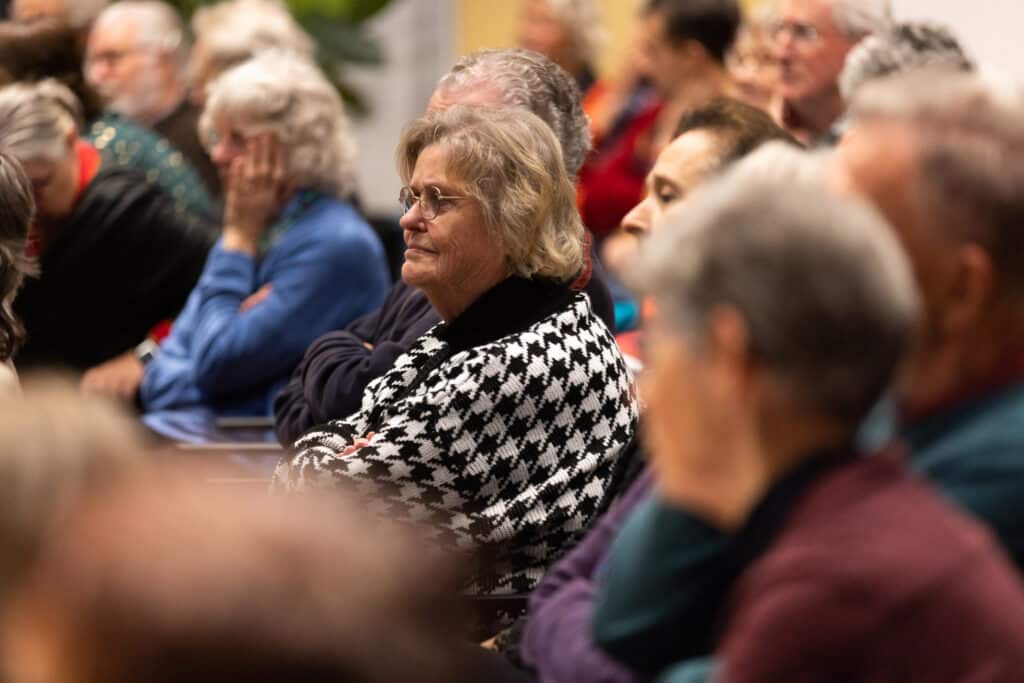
[75,139,101,198]
[577,100,662,239]
[718,452,1024,683]
[27,140,101,259]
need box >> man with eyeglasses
[85,1,220,195]
[771,0,890,145]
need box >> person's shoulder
[751,456,1000,602]
[293,197,380,248]
[75,167,177,222]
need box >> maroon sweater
[718,452,1024,683]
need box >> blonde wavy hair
[397,106,584,282]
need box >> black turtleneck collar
[437,276,574,354]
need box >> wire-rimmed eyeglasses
[398,185,468,221]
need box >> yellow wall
[457,0,769,79]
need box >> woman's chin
[400,261,435,289]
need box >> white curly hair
[200,52,357,199]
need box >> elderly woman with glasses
[276,106,638,607]
[84,52,390,438]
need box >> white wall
[347,0,456,216]
[893,0,1024,82]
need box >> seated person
[84,53,390,439]
[0,150,36,394]
[517,0,604,96]
[570,71,1024,681]
[598,167,1024,682]
[275,107,638,608]
[510,100,796,681]
[0,19,217,221]
[274,48,615,445]
[0,79,215,372]
[85,1,221,197]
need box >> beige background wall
[456,0,764,78]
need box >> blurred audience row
[0,0,1022,682]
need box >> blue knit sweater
[140,194,389,417]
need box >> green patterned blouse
[86,112,219,222]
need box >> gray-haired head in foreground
[435,48,591,180]
[840,21,974,101]
[851,69,1024,296]
[629,155,919,424]
[828,0,892,40]
[200,51,357,199]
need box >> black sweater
[16,168,215,371]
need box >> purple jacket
[520,469,653,683]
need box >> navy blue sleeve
[273,285,439,445]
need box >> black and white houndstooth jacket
[274,287,638,596]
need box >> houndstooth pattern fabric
[274,294,638,595]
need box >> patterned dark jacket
[274,277,638,596]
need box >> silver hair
[191,0,315,73]
[0,79,81,162]
[629,162,919,424]
[829,0,892,40]
[200,52,357,199]
[92,1,188,69]
[435,48,591,180]
[840,22,974,101]
[541,0,608,70]
[851,70,1024,295]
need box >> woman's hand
[222,134,289,255]
[340,432,376,456]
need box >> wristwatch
[135,338,160,365]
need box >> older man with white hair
[771,0,890,144]
[85,1,219,194]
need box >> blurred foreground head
[0,377,145,610]
[630,154,917,523]
[836,70,1024,413]
[4,463,466,683]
